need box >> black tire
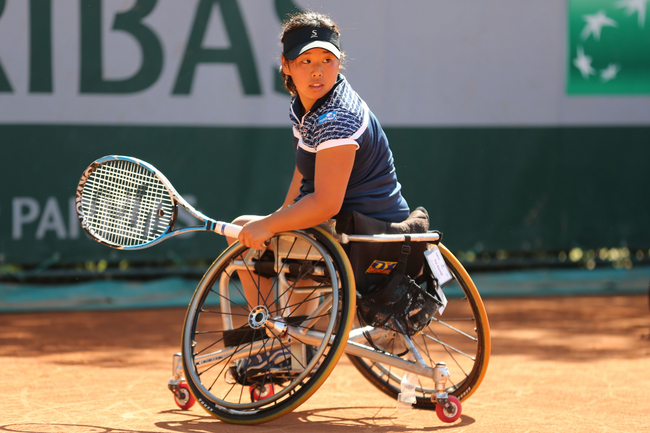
[348,243,490,408]
[181,227,356,424]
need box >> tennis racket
[75,155,242,250]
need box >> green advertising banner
[1,125,649,270]
[568,0,650,94]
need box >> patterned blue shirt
[290,75,409,222]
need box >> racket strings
[84,162,170,244]
[81,160,174,246]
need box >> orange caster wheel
[174,381,196,410]
[436,395,461,423]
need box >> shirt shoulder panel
[293,76,368,152]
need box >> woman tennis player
[229,11,419,396]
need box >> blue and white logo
[318,111,338,125]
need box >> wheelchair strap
[396,236,411,274]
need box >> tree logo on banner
[567,0,650,94]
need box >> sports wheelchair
[167,221,490,425]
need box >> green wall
[388,127,650,253]
[1,124,648,267]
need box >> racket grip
[214,222,242,239]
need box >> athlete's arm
[238,144,356,249]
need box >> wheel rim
[176,389,190,405]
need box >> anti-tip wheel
[174,381,196,410]
[436,395,461,423]
[250,383,275,402]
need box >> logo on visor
[318,111,337,124]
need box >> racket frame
[76,155,240,250]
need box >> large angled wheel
[348,243,490,408]
[181,227,355,424]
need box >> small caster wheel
[436,395,461,423]
[174,381,195,410]
[250,383,274,402]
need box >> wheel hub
[248,305,269,329]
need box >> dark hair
[280,11,345,96]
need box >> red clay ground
[2,294,649,433]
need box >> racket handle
[214,222,242,239]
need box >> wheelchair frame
[168,225,490,425]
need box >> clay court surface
[2,294,649,433]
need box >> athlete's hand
[238,218,275,250]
